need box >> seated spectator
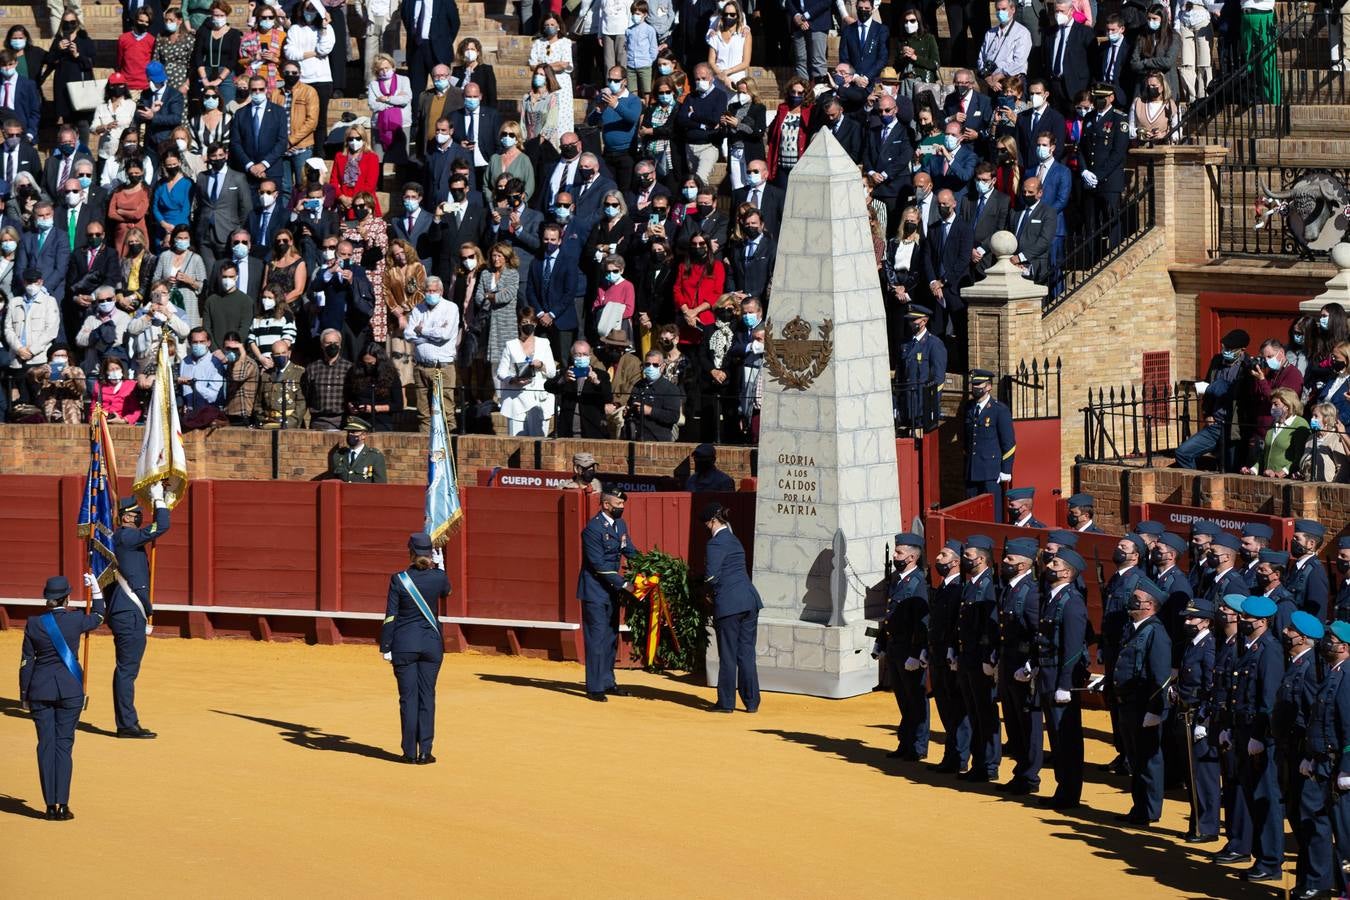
[179,326,227,427]
[95,353,144,424]
[598,328,643,437]
[256,337,306,428]
[686,442,735,492]
[675,64,728,184]
[1241,388,1309,479]
[24,344,86,424]
[547,339,613,439]
[5,268,61,393]
[1300,403,1350,482]
[344,342,403,431]
[625,348,684,441]
[1313,340,1350,429]
[219,330,260,425]
[496,307,557,436]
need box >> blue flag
[77,407,119,589]
[425,371,462,545]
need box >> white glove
[145,621,154,636]
[1054,689,1071,704]
[1300,758,1314,777]
[1142,712,1162,728]
[998,473,1012,483]
[1014,663,1032,683]
[981,661,996,677]
[83,572,103,599]
[148,481,165,502]
[948,657,959,672]
[904,656,922,671]
[1082,169,1098,188]
[1247,737,1264,756]
[1338,774,1350,791]
[1193,724,1207,743]
[1218,729,1231,748]
[382,651,393,661]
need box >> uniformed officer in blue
[1288,519,1331,620]
[1189,521,1221,596]
[1065,493,1102,533]
[1204,532,1247,609]
[1228,594,1286,882]
[1253,549,1296,635]
[1212,594,1255,865]
[1176,597,1220,843]
[578,487,638,701]
[702,503,761,714]
[108,482,170,738]
[963,370,1015,522]
[1041,529,1084,596]
[1112,577,1173,827]
[1335,537,1350,623]
[380,532,449,764]
[954,535,1000,782]
[1238,523,1274,591]
[1101,533,1147,775]
[1036,548,1089,812]
[1005,487,1044,529]
[1297,620,1350,899]
[1152,532,1193,647]
[1134,521,1165,577]
[1277,609,1323,883]
[997,536,1042,794]
[896,305,947,431]
[928,539,970,774]
[876,532,929,759]
[19,574,106,820]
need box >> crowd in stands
[0,0,1333,444]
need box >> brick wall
[0,425,757,486]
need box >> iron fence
[1080,382,1198,466]
[1215,164,1350,259]
[1043,170,1156,315]
[1000,356,1062,420]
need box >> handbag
[67,73,106,113]
[596,301,626,337]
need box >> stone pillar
[1300,244,1350,312]
[731,131,902,699]
[1128,144,1229,263]
[963,231,1047,378]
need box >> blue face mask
[643,364,660,381]
[533,74,546,88]
[944,134,960,151]
[232,242,249,260]
[204,97,220,111]
[682,186,697,201]
[464,97,480,111]
[1320,315,1331,330]
[604,204,620,218]
[1293,332,1305,345]
[1221,349,1240,362]
[225,349,239,363]
[78,175,92,189]
[996,8,1010,23]
[743,313,759,328]
[190,343,209,358]
[403,198,419,214]
[657,92,675,106]
[425,292,442,307]
[1265,355,1282,371]
[605,271,622,284]
[433,78,450,92]
[574,355,590,369]
[553,206,571,221]
[1311,418,1322,431]
[174,238,191,251]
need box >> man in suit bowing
[963,163,1012,276]
[703,502,762,713]
[923,189,975,343]
[578,488,640,701]
[231,76,289,205]
[1009,176,1059,286]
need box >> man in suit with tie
[535,132,584,213]
[41,127,92,202]
[247,180,288,259]
[413,64,464,159]
[1009,176,1059,285]
[625,160,670,214]
[401,0,460,94]
[1029,131,1071,262]
[432,172,487,283]
[923,190,974,344]
[702,502,762,713]
[0,117,40,184]
[1015,80,1065,170]
[390,182,437,270]
[449,84,497,188]
[65,219,121,340]
[818,97,863,163]
[943,71,994,147]
[839,0,890,82]
[135,61,184,150]
[231,76,288,204]
[548,192,591,258]
[18,201,70,304]
[731,160,786,239]
[865,93,914,236]
[0,56,39,143]
[963,163,1012,276]
[1098,16,1133,107]
[727,209,775,302]
[925,122,978,198]
[578,488,639,701]
[523,223,583,363]
[195,142,255,269]
[423,118,472,206]
[566,153,617,229]
[1044,0,1095,109]
[56,175,104,258]
[209,229,265,298]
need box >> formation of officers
[875,505,1350,898]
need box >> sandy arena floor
[0,632,1281,898]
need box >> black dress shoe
[959,770,992,783]
[117,726,157,739]
[1243,868,1281,883]
[416,754,437,765]
[400,755,418,764]
[1183,832,1219,844]
[743,706,759,714]
[931,760,962,774]
[1038,796,1081,811]
[1114,812,1155,827]
[57,805,73,820]
[44,805,58,820]
[1212,849,1251,864]
[586,692,608,702]
[1005,781,1035,796]
[1294,887,1332,899]
[607,686,631,697]
[709,706,734,713]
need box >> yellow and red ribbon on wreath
[632,573,682,667]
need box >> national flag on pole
[133,332,189,509]
[425,370,462,546]
[77,406,119,589]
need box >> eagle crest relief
[763,315,833,391]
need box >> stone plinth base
[704,617,879,699]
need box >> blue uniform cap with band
[1210,532,1241,552]
[408,532,434,555]
[1258,549,1289,567]
[1295,519,1326,539]
[1158,532,1187,553]
[894,532,925,549]
[1192,521,1221,537]
[1133,577,1167,603]
[964,534,994,551]
[1241,595,1277,618]
[1242,522,1274,540]
[1292,610,1325,641]
[1005,537,1039,559]
[1047,529,1079,547]
[1055,548,1085,572]
[1006,487,1034,501]
[1135,520,1164,536]
[1067,493,1094,508]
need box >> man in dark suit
[0,59,40,143]
[401,0,461,94]
[963,163,1012,275]
[839,0,890,82]
[731,160,785,239]
[1078,83,1131,246]
[676,188,729,252]
[522,223,583,363]
[817,97,863,164]
[943,71,994,145]
[625,159,670,214]
[65,220,122,338]
[726,210,775,302]
[577,488,638,701]
[535,132,584,213]
[195,144,254,269]
[566,153,617,229]
[1015,80,1065,169]
[1010,176,1059,285]
[925,122,978,199]
[0,116,40,184]
[247,180,288,258]
[703,502,762,713]
[1044,0,1095,109]
[923,191,975,341]
[546,339,613,439]
[310,237,376,336]
[41,127,93,201]
[423,117,473,205]
[56,174,105,257]
[432,172,488,283]
[626,351,684,441]
[18,202,70,303]
[208,229,265,298]
[1098,16,1133,106]
[389,182,437,270]
[549,192,592,258]
[135,61,184,150]
[230,76,288,203]
[449,84,498,186]
[864,93,914,235]
[413,64,464,160]
[484,180,544,272]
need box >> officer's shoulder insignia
[764,315,833,391]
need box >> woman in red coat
[673,238,724,348]
[331,124,383,218]
[765,75,813,188]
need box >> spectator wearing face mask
[625,348,684,441]
[1298,403,1350,483]
[178,326,227,423]
[924,121,977,199]
[1174,329,1251,471]
[257,337,307,428]
[107,160,151,256]
[675,64,729,184]
[218,330,260,424]
[75,284,132,365]
[1242,338,1305,461]
[404,276,459,428]
[588,67,643,192]
[16,213,68,320]
[548,344,614,439]
[95,353,144,424]
[23,342,85,423]
[332,126,383,218]
[200,260,254,353]
[496,307,557,436]
[300,328,354,430]
[117,8,157,92]
[45,13,96,133]
[368,53,414,164]
[1130,4,1180,104]
[1312,340,1350,430]
[151,224,207,326]
[126,282,191,369]
[690,293,743,442]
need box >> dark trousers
[541,323,577,376]
[714,609,760,711]
[1083,188,1123,250]
[1041,692,1084,804]
[1299,764,1342,893]
[603,148,635,194]
[957,666,1000,777]
[392,649,442,758]
[31,696,81,806]
[407,41,436,100]
[966,479,1005,523]
[108,607,147,731]
[885,652,930,756]
[1219,733,1254,855]
[582,597,620,693]
[1120,704,1164,820]
[1237,732,1285,872]
[944,0,989,67]
[1182,730,1222,836]
[998,662,1042,787]
[313,82,334,156]
[328,7,349,94]
[929,652,970,766]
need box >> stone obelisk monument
[706,132,901,698]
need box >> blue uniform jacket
[577,512,635,604]
[1156,564,1193,659]
[1178,629,1216,724]
[1305,664,1350,774]
[110,507,171,616]
[19,597,105,703]
[1212,635,1241,729]
[964,398,1015,482]
[1288,556,1330,620]
[1204,567,1246,610]
[1100,566,1141,661]
[1274,650,1316,750]
[704,526,761,619]
[1188,559,1215,597]
[997,573,1040,668]
[880,565,929,658]
[928,574,963,658]
[1111,616,1172,715]
[379,567,449,654]
[956,569,998,667]
[900,330,947,391]
[1036,583,1087,695]
[1335,577,1350,623]
[1233,631,1285,741]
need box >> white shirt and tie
[0,74,15,111]
[550,159,576,200]
[404,208,421,237]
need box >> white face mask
[106,369,124,385]
[97,299,116,314]
[260,193,276,208]
[176,138,188,152]
[222,277,237,291]
[1030,93,1045,109]
[465,49,478,62]
[696,79,712,93]
[1054,11,1069,25]
[435,132,451,145]
[323,249,336,261]
[904,20,918,33]
[65,191,81,205]
[348,138,363,151]
[262,297,276,311]
[463,258,478,271]
[735,92,749,105]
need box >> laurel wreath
[763,317,834,391]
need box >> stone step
[1254,136,1350,165]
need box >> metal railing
[1043,168,1156,315]
[1215,164,1350,259]
[1080,382,1198,466]
[1001,356,1062,420]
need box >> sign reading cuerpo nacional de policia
[716,132,901,699]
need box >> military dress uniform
[109,495,171,737]
[1078,102,1130,242]
[330,443,389,483]
[1112,580,1173,824]
[929,548,971,773]
[997,542,1042,792]
[380,533,449,764]
[704,512,762,713]
[879,536,930,758]
[963,372,1016,523]
[1299,632,1350,896]
[1176,599,1220,840]
[955,541,1001,781]
[1037,556,1089,809]
[896,316,947,431]
[1289,552,1331,622]
[1275,613,1323,883]
[1231,596,1287,879]
[1101,561,1143,767]
[1212,600,1254,863]
[19,576,105,819]
[577,504,637,697]
[1333,543,1350,622]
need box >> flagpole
[80,413,96,709]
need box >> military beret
[1192,521,1221,537]
[1067,493,1094,508]
[1295,519,1327,539]
[342,416,371,433]
[118,497,140,512]
[1133,578,1167,603]
[1158,532,1188,553]
[1258,549,1289,567]
[1006,487,1034,501]
[701,502,729,523]
[1122,534,1149,558]
[42,576,70,601]
[1180,597,1215,619]
[1242,596,1277,619]
[1339,536,1350,551]
[969,369,995,384]
[1055,548,1085,572]
[905,304,933,319]
[1242,523,1274,540]
[1005,537,1039,559]
[1211,532,1242,552]
[1221,594,1247,614]
[944,539,964,554]
[1047,529,1079,548]
[1135,520,1164,536]
[693,443,717,460]
[1331,621,1350,644]
[965,535,994,551]
[1292,611,1326,641]
[407,532,434,555]
[895,532,925,549]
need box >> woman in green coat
[891,8,939,90]
[1247,386,1310,479]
